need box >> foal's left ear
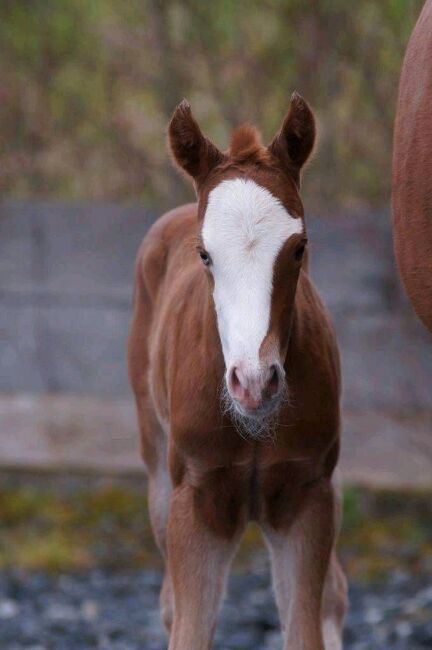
[268,92,316,183]
[168,99,225,186]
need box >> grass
[0,483,158,571]
[340,486,432,581]
[0,478,431,581]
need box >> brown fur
[392,0,432,332]
[129,94,347,649]
[229,123,269,164]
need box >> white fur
[323,619,343,650]
[202,178,303,373]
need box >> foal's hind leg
[322,553,348,650]
[322,475,347,650]
[147,448,173,632]
[135,400,173,632]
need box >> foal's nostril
[267,365,280,396]
[231,368,240,386]
[229,366,251,403]
[230,366,241,390]
[228,363,281,410]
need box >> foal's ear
[268,92,316,183]
[168,100,225,185]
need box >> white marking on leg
[323,618,342,650]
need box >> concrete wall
[1,200,431,413]
[1,201,149,395]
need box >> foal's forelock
[202,178,304,377]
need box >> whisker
[219,377,290,443]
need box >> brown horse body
[393,0,432,332]
[128,96,347,649]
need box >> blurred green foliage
[0,483,158,571]
[0,0,423,208]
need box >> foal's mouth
[220,382,286,440]
[233,394,281,421]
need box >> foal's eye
[294,243,306,262]
[199,250,211,266]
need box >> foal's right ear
[168,100,225,185]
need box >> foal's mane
[228,124,272,165]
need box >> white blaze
[202,178,303,372]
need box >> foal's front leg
[167,480,245,650]
[263,478,336,650]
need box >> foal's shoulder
[138,202,198,262]
[144,203,198,250]
[135,202,198,290]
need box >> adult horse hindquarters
[128,94,347,650]
[393,0,432,332]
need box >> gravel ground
[1,569,431,650]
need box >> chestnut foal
[128,93,347,650]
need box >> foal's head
[169,93,315,430]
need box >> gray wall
[0,202,149,395]
[1,201,431,415]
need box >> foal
[128,93,347,650]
